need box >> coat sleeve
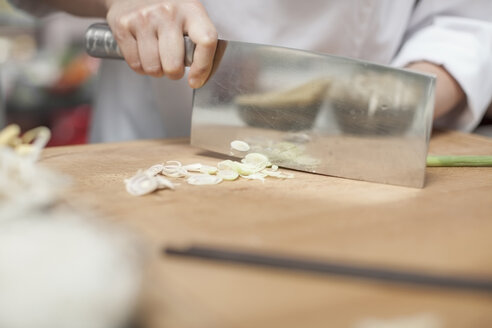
[7,0,54,16]
[392,0,492,132]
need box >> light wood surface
[40,131,492,328]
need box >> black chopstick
[164,245,492,294]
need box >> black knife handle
[165,245,492,294]
[85,23,195,67]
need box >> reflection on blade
[235,79,330,131]
[330,72,424,136]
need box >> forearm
[41,0,109,17]
[406,61,466,119]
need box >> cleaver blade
[86,23,435,188]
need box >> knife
[85,23,436,188]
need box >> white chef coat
[9,0,492,142]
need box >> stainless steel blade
[191,40,435,188]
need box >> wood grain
[40,131,492,328]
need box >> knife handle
[85,23,195,67]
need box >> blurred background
[1,1,491,144]
[0,0,99,146]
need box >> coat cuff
[392,16,492,132]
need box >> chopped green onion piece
[241,172,267,182]
[183,163,202,172]
[146,164,164,176]
[217,169,239,181]
[217,160,235,171]
[187,174,222,185]
[155,176,175,190]
[235,163,257,175]
[242,153,269,165]
[230,140,250,152]
[165,160,182,167]
[199,165,218,174]
[125,171,159,196]
[218,160,258,175]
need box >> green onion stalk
[426,156,492,167]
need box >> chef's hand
[105,0,217,88]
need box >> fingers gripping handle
[85,23,196,67]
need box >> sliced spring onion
[262,169,295,179]
[220,155,273,176]
[155,176,175,190]
[217,160,254,175]
[124,143,295,196]
[217,169,239,181]
[277,172,295,179]
[162,164,189,178]
[241,153,272,173]
[145,164,164,176]
[187,174,223,186]
[125,171,159,196]
[230,140,250,152]
[0,125,51,161]
[0,124,20,146]
[166,160,182,167]
[22,126,51,151]
[199,165,218,174]
[183,163,202,172]
[242,153,270,166]
[261,169,283,177]
[241,172,267,182]
[14,144,33,156]
[218,160,236,171]
[162,171,182,178]
[236,163,258,175]
[161,169,188,178]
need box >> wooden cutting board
[40,131,492,328]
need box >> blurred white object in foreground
[0,128,144,328]
[0,213,143,328]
